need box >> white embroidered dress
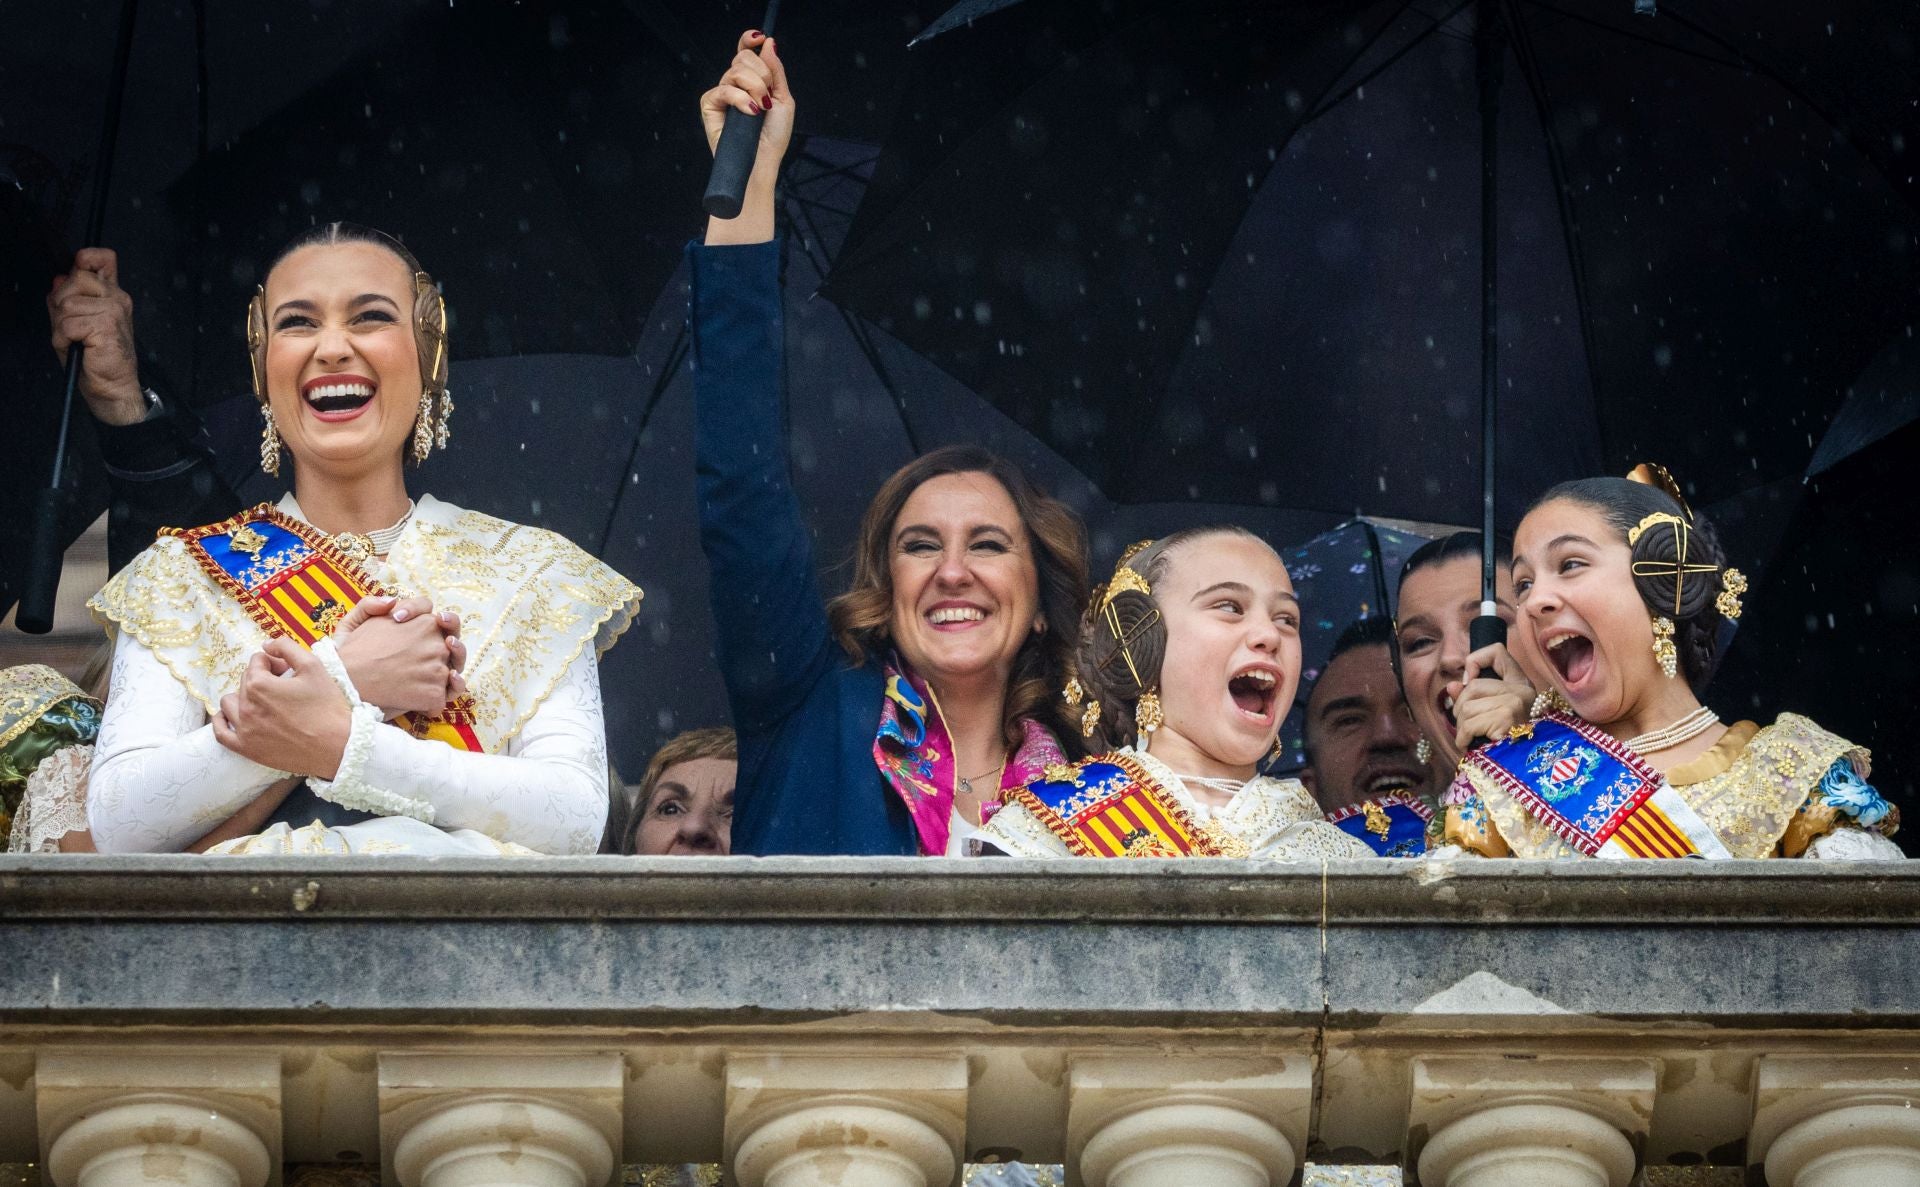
[87,494,641,855]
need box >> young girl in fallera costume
[1441,468,1901,861]
[981,528,1372,860]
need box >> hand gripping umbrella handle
[703,106,765,219]
[702,0,781,219]
[1463,612,1509,749]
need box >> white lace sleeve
[1802,827,1908,861]
[8,745,93,853]
[87,632,287,853]
[345,646,610,854]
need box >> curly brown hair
[826,445,1089,753]
[1075,525,1263,751]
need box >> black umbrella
[822,0,1920,519]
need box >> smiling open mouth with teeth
[305,381,376,413]
[927,606,986,625]
[1544,631,1596,686]
[1227,667,1278,720]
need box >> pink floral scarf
[872,660,1067,855]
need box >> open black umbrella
[822,0,1920,518]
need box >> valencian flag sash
[1327,792,1431,857]
[1462,712,1730,859]
[165,505,483,753]
[1009,754,1224,857]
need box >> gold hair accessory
[1626,462,1694,521]
[1101,565,1152,609]
[259,406,282,476]
[1135,689,1164,735]
[1063,677,1084,707]
[1625,511,1683,547]
[245,286,268,403]
[1080,699,1102,738]
[1651,615,1678,680]
[1629,513,1719,616]
[1716,568,1747,620]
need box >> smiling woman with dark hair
[690,32,1089,856]
[85,222,641,855]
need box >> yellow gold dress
[1443,714,1902,860]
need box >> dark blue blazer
[689,240,918,856]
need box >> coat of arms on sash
[1010,753,1225,858]
[1461,712,1727,858]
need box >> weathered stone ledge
[3,858,1918,1178]
[2,855,1915,922]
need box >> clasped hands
[212,595,467,778]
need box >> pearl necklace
[330,501,415,563]
[1625,705,1720,755]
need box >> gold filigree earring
[1651,616,1678,680]
[260,406,281,476]
[1081,699,1102,738]
[1415,737,1433,765]
[1063,677,1084,707]
[1135,689,1164,749]
[1268,736,1286,765]
[411,389,435,463]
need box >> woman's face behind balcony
[631,757,736,856]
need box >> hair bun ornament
[1627,511,1719,619]
[1626,461,1694,521]
[1716,568,1748,621]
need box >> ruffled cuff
[309,636,363,705]
[306,706,436,824]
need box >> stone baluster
[1408,1056,1654,1187]
[725,1053,966,1187]
[37,1050,280,1187]
[1067,1056,1311,1187]
[1749,1055,1920,1187]
[379,1052,622,1187]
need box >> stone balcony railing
[2,856,1919,1187]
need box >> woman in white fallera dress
[86,223,640,855]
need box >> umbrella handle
[1469,612,1507,653]
[703,106,765,219]
[16,487,67,635]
